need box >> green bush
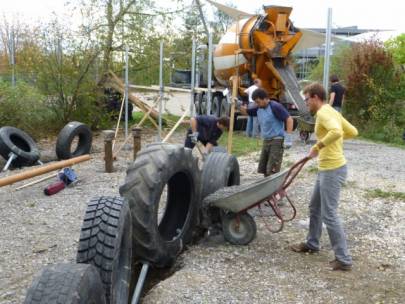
[0,81,57,138]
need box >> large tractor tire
[219,97,229,117]
[76,196,132,304]
[56,121,92,160]
[119,143,200,267]
[0,126,40,167]
[200,152,240,229]
[24,263,106,304]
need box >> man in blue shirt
[184,115,229,153]
[252,89,294,176]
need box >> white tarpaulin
[206,0,253,19]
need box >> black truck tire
[212,95,221,117]
[0,126,40,166]
[200,152,240,229]
[222,212,257,245]
[119,144,200,267]
[76,196,132,304]
[55,121,92,160]
[211,146,227,153]
[219,97,229,117]
[24,263,106,304]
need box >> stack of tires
[24,143,243,303]
[24,143,205,303]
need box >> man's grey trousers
[306,165,352,265]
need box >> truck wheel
[0,126,40,167]
[76,196,132,304]
[24,263,106,304]
[212,95,221,117]
[219,97,229,117]
[200,152,240,229]
[119,144,200,267]
[56,121,92,160]
[222,212,257,245]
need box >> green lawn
[218,131,262,157]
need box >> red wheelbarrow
[204,157,310,245]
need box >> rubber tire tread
[76,196,132,304]
[0,126,40,166]
[55,121,92,160]
[222,212,257,245]
[24,263,106,304]
[201,152,240,199]
[119,143,200,267]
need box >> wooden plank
[162,110,189,143]
[0,155,91,187]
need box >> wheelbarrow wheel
[222,212,256,245]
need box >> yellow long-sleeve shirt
[314,104,358,170]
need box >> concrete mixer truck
[171,3,322,129]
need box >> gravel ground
[0,131,404,304]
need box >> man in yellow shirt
[291,83,358,271]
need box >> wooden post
[103,130,115,173]
[227,75,238,154]
[132,127,142,160]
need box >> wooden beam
[162,110,189,143]
[0,155,91,188]
[227,75,239,154]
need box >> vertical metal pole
[10,29,15,87]
[190,38,196,117]
[323,8,332,90]
[131,263,150,304]
[207,31,213,115]
[125,45,129,139]
[158,40,164,141]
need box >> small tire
[211,146,227,153]
[299,130,310,143]
[24,263,106,304]
[56,121,92,160]
[119,144,200,267]
[222,212,257,245]
[200,152,240,229]
[201,152,240,199]
[0,126,40,167]
[76,196,132,304]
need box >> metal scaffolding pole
[190,38,196,117]
[323,8,332,90]
[158,40,164,141]
[10,29,15,87]
[207,31,213,115]
[125,45,129,139]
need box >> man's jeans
[306,165,352,265]
[246,115,259,137]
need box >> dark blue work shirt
[196,115,222,145]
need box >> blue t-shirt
[257,101,289,140]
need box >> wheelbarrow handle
[282,157,311,189]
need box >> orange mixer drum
[213,16,258,86]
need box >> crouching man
[184,115,230,153]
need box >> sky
[0,0,404,31]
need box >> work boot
[290,242,319,253]
[329,259,352,271]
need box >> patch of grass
[218,131,262,156]
[365,188,405,201]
